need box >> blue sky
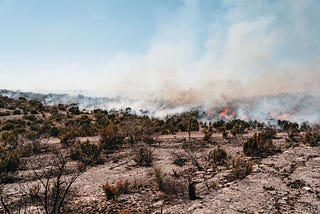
[0,0,319,100]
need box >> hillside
[0,95,320,213]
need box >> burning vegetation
[0,94,320,213]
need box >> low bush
[172,152,188,167]
[133,145,153,167]
[102,180,130,200]
[153,167,185,196]
[59,131,76,147]
[243,131,277,157]
[0,152,20,173]
[99,124,123,150]
[70,140,103,165]
[231,157,252,179]
[304,131,320,147]
[208,147,228,165]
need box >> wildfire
[218,107,236,120]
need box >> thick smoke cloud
[96,0,320,102]
[90,0,320,122]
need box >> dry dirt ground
[2,131,320,213]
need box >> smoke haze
[1,0,320,122]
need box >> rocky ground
[2,130,320,214]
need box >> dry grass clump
[102,180,131,200]
[208,147,228,165]
[153,167,186,196]
[133,145,153,167]
[231,157,253,180]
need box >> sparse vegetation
[208,147,228,165]
[231,157,253,179]
[133,145,153,167]
[70,140,103,165]
[102,180,130,200]
[304,130,320,147]
[1,93,320,213]
[243,131,278,157]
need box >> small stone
[302,186,312,192]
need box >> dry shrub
[59,131,76,147]
[102,180,130,200]
[231,157,252,179]
[70,140,103,165]
[208,147,228,165]
[172,152,187,167]
[0,152,20,174]
[153,167,186,196]
[133,145,153,167]
[304,130,320,147]
[99,124,123,150]
[243,131,277,157]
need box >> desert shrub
[231,157,252,179]
[153,167,185,195]
[0,111,10,116]
[57,104,66,111]
[24,130,40,140]
[212,120,225,129]
[248,120,265,130]
[0,152,20,173]
[278,120,299,132]
[172,152,187,167]
[99,124,123,150]
[222,130,228,139]
[287,179,306,189]
[263,127,277,139]
[2,131,19,150]
[102,180,130,200]
[243,131,277,157]
[304,131,320,147]
[203,129,212,142]
[68,106,81,115]
[30,109,38,114]
[300,122,311,131]
[23,115,37,122]
[18,140,42,157]
[59,131,76,146]
[208,147,228,165]
[133,145,153,167]
[70,140,103,165]
[154,167,164,190]
[12,109,21,115]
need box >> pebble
[302,186,312,192]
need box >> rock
[302,186,312,192]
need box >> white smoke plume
[1,0,320,123]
